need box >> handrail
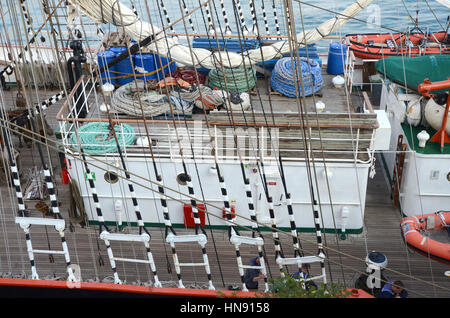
[362,91,375,114]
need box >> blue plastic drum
[133,53,157,81]
[326,43,347,75]
[110,46,134,85]
[158,56,176,79]
[97,50,116,85]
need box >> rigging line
[175,0,239,242]
[423,0,445,31]
[282,0,327,282]
[152,0,207,239]
[112,0,179,282]
[92,81,150,235]
[400,0,422,29]
[205,1,262,228]
[207,0,285,282]
[382,16,425,291]
[16,0,62,220]
[328,23,371,264]
[150,0,217,289]
[395,20,438,297]
[294,0,347,284]
[260,0,271,37]
[182,0,197,34]
[4,1,61,221]
[85,3,156,243]
[249,0,258,34]
[0,87,27,272]
[93,0,212,77]
[141,0,180,279]
[195,1,270,287]
[204,0,267,240]
[272,0,281,37]
[3,118,450,294]
[0,94,27,219]
[0,0,65,79]
[160,0,175,33]
[70,9,126,271]
[291,0,436,41]
[175,0,268,288]
[235,0,249,35]
[121,0,204,288]
[228,0,305,275]
[237,0,306,258]
[21,0,58,186]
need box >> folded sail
[68,0,373,69]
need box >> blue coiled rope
[70,122,136,155]
[270,57,323,97]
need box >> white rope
[111,82,194,117]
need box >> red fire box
[222,205,236,219]
[183,203,206,227]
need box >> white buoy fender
[332,75,345,88]
[316,100,326,113]
[424,98,450,135]
[417,130,430,148]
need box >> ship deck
[0,88,448,298]
[52,71,378,162]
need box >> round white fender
[424,98,450,135]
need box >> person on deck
[243,257,266,291]
[291,263,317,290]
[378,280,408,298]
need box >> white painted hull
[68,155,370,233]
[381,82,450,216]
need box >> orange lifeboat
[345,32,450,60]
[400,211,450,265]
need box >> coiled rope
[170,84,223,110]
[208,67,256,92]
[270,57,323,97]
[70,122,136,155]
[112,82,193,117]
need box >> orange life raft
[400,211,450,265]
[345,32,450,60]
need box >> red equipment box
[183,203,206,227]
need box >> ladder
[100,231,162,286]
[391,135,407,209]
[15,217,77,282]
[229,230,269,292]
[166,232,215,290]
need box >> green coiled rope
[70,122,136,155]
[208,67,256,93]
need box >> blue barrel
[326,43,347,75]
[110,46,134,85]
[157,56,176,79]
[133,54,176,81]
[97,50,116,85]
[133,53,157,81]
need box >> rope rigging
[197,0,277,291]
[3,114,450,296]
[1,0,449,296]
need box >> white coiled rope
[112,82,193,117]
